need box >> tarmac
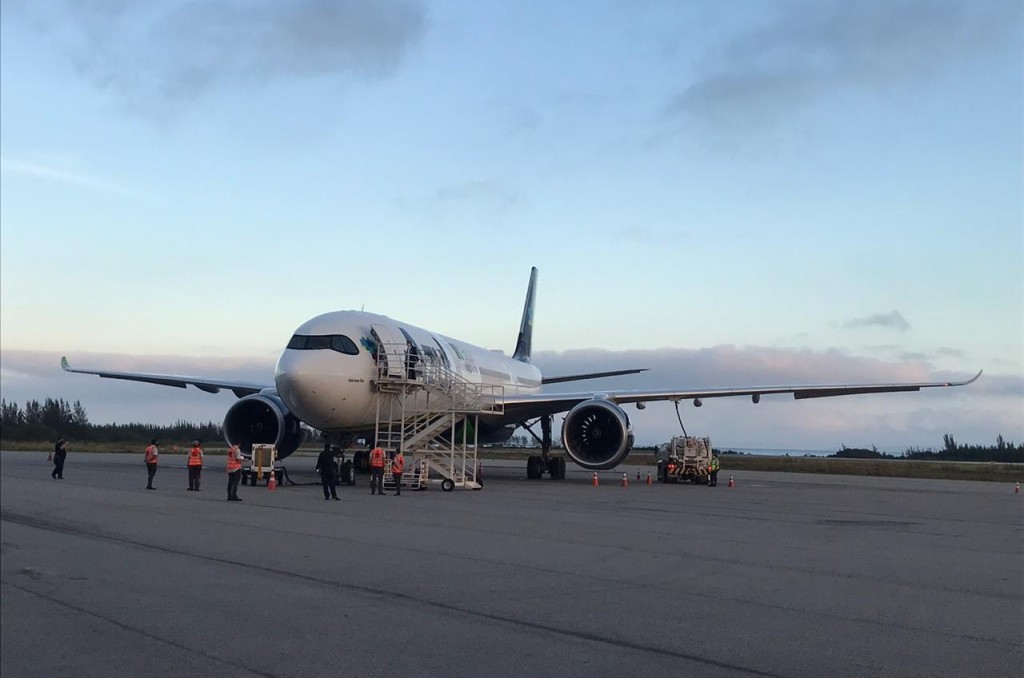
[1,450,1021,678]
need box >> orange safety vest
[226,446,242,473]
[145,445,158,464]
[188,446,203,467]
[391,453,405,474]
[370,447,385,468]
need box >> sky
[1,0,1022,451]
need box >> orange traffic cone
[268,469,277,491]
[727,474,735,488]
[646,471,652,486]
[621,472,628,488]
[1015,481,1020,494]
[592,471,599,487]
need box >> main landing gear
[522,415,566,480]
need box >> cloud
[394,180,525,226]
[613,227,686,244]
[3,346,1017,449]
[843,310,911,331]
[664,0,1022,131]
[532,345,1021,448]
[1,350,274,426]
[430,180,521,210]
[5,0,426,107]
[0,156,138,196]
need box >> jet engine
[561,398,634,470]
[223,392,306,460]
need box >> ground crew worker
[391,449,405,496]
[187,440,204,491]
[708,453,720,487]
[226,444,243,501]
[51,437,67,480]
[145,438,159,490]
[369,446,385,496]
[317,443,339,501]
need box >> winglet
[61,356,72,372]
[956,370,983,386]
[512,267,538,363]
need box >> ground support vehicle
[656,436,713,484]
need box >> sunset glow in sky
[2,1,1021,449]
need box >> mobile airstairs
[372,338,503,491]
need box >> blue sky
[1,0,1021,450]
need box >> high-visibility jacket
[226,446,242,473]
[709,457,720,472]
[188,446,204,467]
[391,453,405,474]
[145,445,159,464]
[370,447,385,468]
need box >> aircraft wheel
[549,457,566,479]
[340,461,355,485]
[526,456,543,479]
[441,478,455,492]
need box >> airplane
[62,267,981,479]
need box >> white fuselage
[274,311,541,432]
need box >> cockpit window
[287,334,359,355]
[331,335,358,354]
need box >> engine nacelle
[561,398,634,470]
[223,393,306,460]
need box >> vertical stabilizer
[512,267,538,363]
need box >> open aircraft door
[370,323,408,379]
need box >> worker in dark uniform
[317,443,339,501]
[144,439,159,489]
[391,449,405,496]
[51,437,67,479]
[708,453,721,487]
[369,446,385,496]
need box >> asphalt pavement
[2,451,1021,678]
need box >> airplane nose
[275,349,360,429]
[275,352,329,425]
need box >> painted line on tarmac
[1,580,281,678]
[2,510,785,678]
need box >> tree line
[831,434,1022,463]
[2,397,1020,462]
[0,397,221,444]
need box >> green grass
[0,440,237,455]
[714,454,1021,483]
[4,442,1020,483]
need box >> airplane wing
[541,368,649,385]
[499,371,983,421]
[61,356,268,398]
